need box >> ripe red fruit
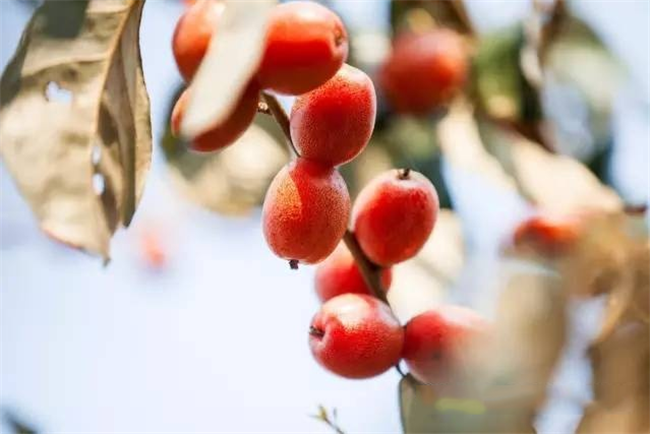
[403,306,489,386]
[309,294,404,379]
[315,242,392,302]
[172,0,224,81]
[380,29,467,114]
[352,169,439,266]
[290,64,376,166]
[262,158,350,265]
[171,83,259,152]
[513,215,581,255]
[257,1,348,95]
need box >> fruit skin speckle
[262,158,350,265]
[257,1,349,95]
[290,64,376,166]
[353,169,439,266]
[309,294,404,379]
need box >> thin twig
[449,0,475,36]
[261,92,299,156]
[343,231,388,304]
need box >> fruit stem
[289,259,299,270]
[342,231,388,304]
[398,168,411,180]
[309,325,325,338]
[261,92,301,157]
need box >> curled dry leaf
[0,0,152,259]
[388,210,464,323]
[575,214,649,433]
[162,111,288,217]
[181,0,276,139]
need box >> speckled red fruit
[380,29,467,114]
[309,294,404,379]
[257,1,348,95]
[315,242,392,302]
[403,306,489,386]
[513,215,581,255]
[290,64,376,166]
[353,169,439,266]
[172,0,224,81]
[262,158,350,264]
[171,83,259,152]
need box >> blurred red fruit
[315,242,392,302]
[171,83,259,152]
[257,1,348,95]
[403,306,489,386]
[353,169,439,266]
[172,0,224,81]
[309,294,404,379]
[262,158,350,265]
[380,29,467,114]
[513,215,581,255]
[290,64,376,166]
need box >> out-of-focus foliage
[400,265,566,433]
[0,0,151,260]
[162,89,288,216]
[389,210,464,323]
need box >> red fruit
[309,294,404,379]
[380,29,467,114]
[262,158,350,265]
[172,0,224,81]
[290,64,376,166]
[315,242,392,302]
[353,169,439,266]
[513,215,581,255]
[257,1,348,95]
[403,306,489,386]
[171,83,259,152]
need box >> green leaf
[0,0,152,259]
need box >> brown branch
[343,231,388,304]
[449,0,475,36]
[261,92,299,156]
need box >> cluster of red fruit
[171,0,352,152]
[170,0,485,385]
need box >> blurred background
[0,0,648,433]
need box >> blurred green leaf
[472,25,543,126]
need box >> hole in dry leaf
[91,144,102,166]
[45,81,72,104]
[92,173,105,195]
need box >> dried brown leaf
[0,0,152,259]
[181,0,275,138]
